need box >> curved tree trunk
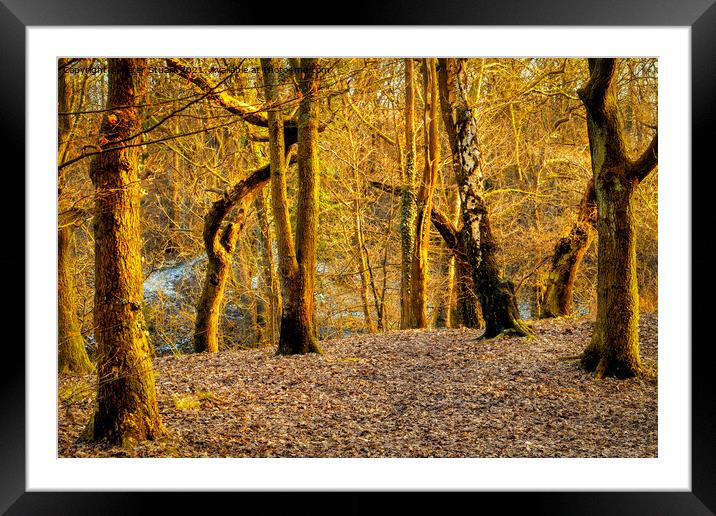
[86,58,164,446]
[193,209,244,353]
[193,159,287,352]
[438,58,532,338]
[540,180,596,318]
[577,58,658,379]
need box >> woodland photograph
[57,56,658,458]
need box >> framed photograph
[7,0,712,513]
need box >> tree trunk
[262,58,322,355]
[472,214,532,338]
[434,252,453,328]
[438,58,532,338]
[400,58,417,329]
[409,58,440,328]
[429,204,483,329]
[57,59,93,374]
[58,224,94,374]
[577,58,658,378]
[194,210,244,353]
[436,189,461,328]
[193,162,279,352]
[254,191,280,346]
[86,58,164,446]
[541,180,596,318]
[454,257,483,328]
[354,206,377,333]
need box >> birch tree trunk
[438,58,532,338]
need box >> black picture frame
[5,1,713,514]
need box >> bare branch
[166,58,270,127]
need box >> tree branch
[628,132,658,183]
[204,146,298,255]
[58,206,91,228]
[166,58,270,127]
[344,93,396,146]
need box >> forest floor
[58,313,658,458]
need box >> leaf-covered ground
[58,313,658,458]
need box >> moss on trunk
[577,58,657,379]
[400,58,417,330]
[194,219,242,353]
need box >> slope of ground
[58,314,658,458]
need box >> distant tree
[253,190,281,346]
[578,58,657,378]
[262,58,322,354]
[409,58,441,328]
[85,58,164,445]
[400,58,418,329]
[438,58,533,338]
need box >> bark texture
[438,58,532,338]
[87,58,164,446]
[541,180,596,318]
[577,58,658,379]
[194,152,298,352]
